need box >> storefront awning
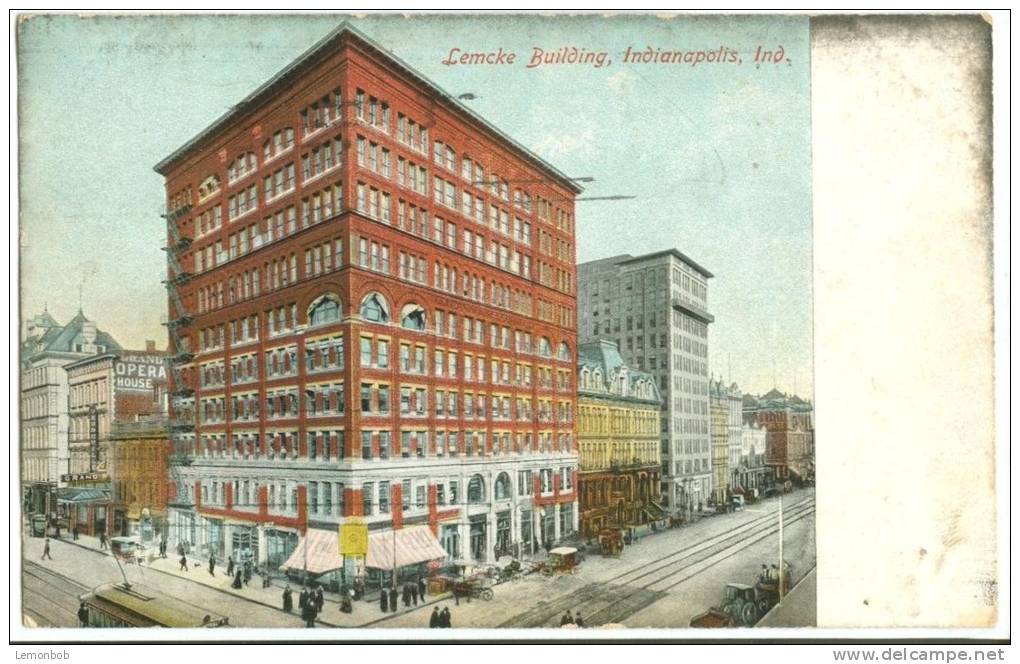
[365,526,447,570]
[56,487,110,504]
[280,529,343,576]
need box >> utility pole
[778,490,785,603]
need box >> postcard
[10,11,1004,645]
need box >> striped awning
[365,526,447,570]
[280,529,343,575]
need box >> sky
[17,13,812,397]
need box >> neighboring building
[64,343,168,536]
[578,250,713,513]
[109,416,171,543]
[709,379,730,505]
[20,309,121,515]
[576,340,662,538]
[735,421,770,496]
[743,389,814,482]
[154,24,581,588]
[725,382,744,491]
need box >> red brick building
[743,389,814,482]
[155,24,580,588]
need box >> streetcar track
[603,496,814,587]
[499,495,815,628]
[586,507,814,625]
[610,501,815,588]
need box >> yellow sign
[340,519,368,556]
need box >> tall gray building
[577,250,713,513]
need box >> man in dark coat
[402,583,412,608]
[232,571,243,589]
[208,554,216,576]
[41,538,52,560]
[226,555,235,578]
[574,613,585,628]
[380,588,389,613]
[299,587,309,611]
[302,601,316,628]
[388,586,398,613]
[282,585,293,613]
[243,561,252,586]
[560,610,573,626]
[429,607,440,628]
[99,532,108,549]
[440,606,451,628]
[78,601,89,627]
[179,554,188,571]
[72,525,79,541]
[417,577,427,602]
[315,586,325,613]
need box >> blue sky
[18,13,812,396]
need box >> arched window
[539,337,552,357]
[494,472,511,501]
[308,294,341,327]
[593,369,603,389]
[467,474,486,504]
[359,292,389,323]
[400,304,426,331]
[557,342,570,361]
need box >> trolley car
[79,583,229,628]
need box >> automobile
[730,495,746,510]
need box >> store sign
[61,472,108,483]
[340,519,368,556]
[114,355,167,393]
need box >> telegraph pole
[778,490,785,603]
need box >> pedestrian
[208,554,216,576]
[243,561,251,586]
[440,606,451,628]
[302,601,316,628]
[283,585,293,613]
[380,587,389,613]
[340,590,353,614]
[299,587,309,611]
[99,532,108,550]
[232,571,243,589]
[388,586,398,613]
[41,537,52,560]
[77,601,89,627]
[72,525,79,541]
[560,610,573,626]
[402,583,412,608]
[429,607,440,628]
[760,564,770,583]
[179,554,188,571]
[315,586,324,613]
[574,613,585,628]
[54,523,61,539]
[411,580,419,606]
[226,555,235,578]
[417,576,427,602]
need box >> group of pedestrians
[284,585,324,627]
[379,577,427,614]
[559,610,585,628]
[428,606,453,628]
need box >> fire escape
[162,202,196,510]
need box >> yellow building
[577,340,663,538]
[709,378,731,505]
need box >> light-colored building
[578,250,713,513]
[20,309,121,514]
[709,379,730,505]
[736,421,769,495]
[576,340,662,537]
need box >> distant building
[65,342,168,536]
[20,309,121,515]
[576,340,662,538]
[743,389,814,482]
[708,378,732,505]
[736,421,770,495]
[578,249,714,514]
[109,416,171,543]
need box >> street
[20,487,814,630]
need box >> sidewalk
[46,531,453,628]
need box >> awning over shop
[280,529,343,575]
[56,487,110,504]
[365,526,447,570]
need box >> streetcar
[79,583,229,628]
